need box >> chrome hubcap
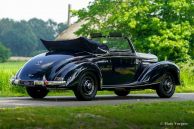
[163,76,173,93]
[82,77,95,95]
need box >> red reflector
[44,81,49,85]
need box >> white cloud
[0,0,93,23]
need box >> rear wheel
[114,89,130,96]
[26,87,48,99]
[156,73,175,98]
[73,72,98,101]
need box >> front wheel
[156,73,176,98]
[114,89,130,96]
[26,87,48,99]
[73,72,98,101]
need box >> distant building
[55,20,85,40]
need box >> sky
[0,0,93,23]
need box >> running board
[102,82,159,89]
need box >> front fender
[137,61,180,85]
[53,61,102,89]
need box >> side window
[93,37,132,53]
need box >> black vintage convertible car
[11,33,180,100]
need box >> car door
[109,51,137,85]
[92,36,138,86]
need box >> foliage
[0,101,194,128]
[0,43,11,62]
[73,0,194,62]
[0,18,67,56]
[178,60,194,90]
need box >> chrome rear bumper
[11,78,66,87]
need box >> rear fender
[54,61,102,89]
[137,61,180,85]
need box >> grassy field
[0,61,26,96]
[0,101,193,129]
[0,61,194,96]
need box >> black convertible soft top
[41,37,108,54]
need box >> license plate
[21,81,34,86]
[23,81,31,85]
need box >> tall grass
[177,60,194,92]
[0,61,193,96]
[0,61,26,96]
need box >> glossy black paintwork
[15,38,180,90]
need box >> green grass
[0,61,26,96]
[177,61,194,92]
[0,61,194,97]
[0,101,194,129]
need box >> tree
[57,23,68,34]
[73,0,194,62]
[3,20,37,56]
[0,18,67,56]
[28,18,56,55]
[0,19,38,56]
[0,43,11,62]
[28,18,67,55]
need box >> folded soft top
[41,37,108,54]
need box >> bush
[178,60,194,87]
[0,43,11,62]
